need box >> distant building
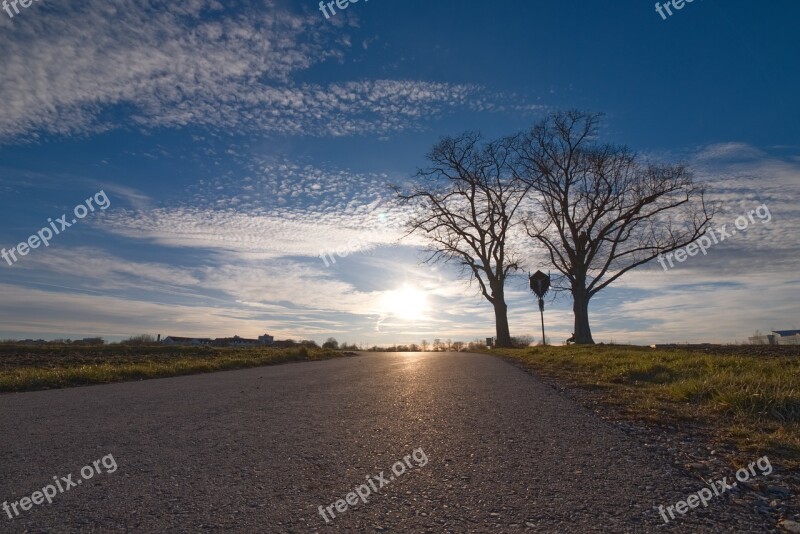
[212,335,260,347]
[162,336,212,346]
[212,334,275,347]
[748,330,800,346]
[163,334,275,347]
[772,330,800,345]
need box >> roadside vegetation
[0,344,352,393]
[489,345,800,463]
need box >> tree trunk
[492,298,513,347]
[572,286,594,345]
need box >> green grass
[489,345,800,462]
[0,345,351,393]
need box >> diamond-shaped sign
[529,270,550,298]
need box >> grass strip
[489,345,800,463]
[0,346,351,393]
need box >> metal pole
[538,298,546,346]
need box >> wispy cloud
[96,158,434,259]
[0,0,517,142]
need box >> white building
[772,330,800,345]
[162,336,212,346]
[748,330,800,345]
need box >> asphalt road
[0,352,774,532]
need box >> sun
[382,284,428,321]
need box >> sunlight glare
[382,284,429,321]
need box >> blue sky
[0,0,798,345]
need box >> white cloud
[0,1,512,141]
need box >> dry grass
[489,345,800,462]
[0,345,351,392]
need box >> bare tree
[393,133,530,347]
[516,111,713,344]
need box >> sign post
[529,270,551,346]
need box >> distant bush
[511,335,536,348]
[74,337,105,346]
[120,334,157,345]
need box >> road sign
[529,270,550,298]
[529,271,551,345]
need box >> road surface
[0,352,773,532]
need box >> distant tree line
[318,336,541,352]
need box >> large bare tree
[392,133,530,347]
[516,111,714,344]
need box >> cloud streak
[0,0,513,141]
